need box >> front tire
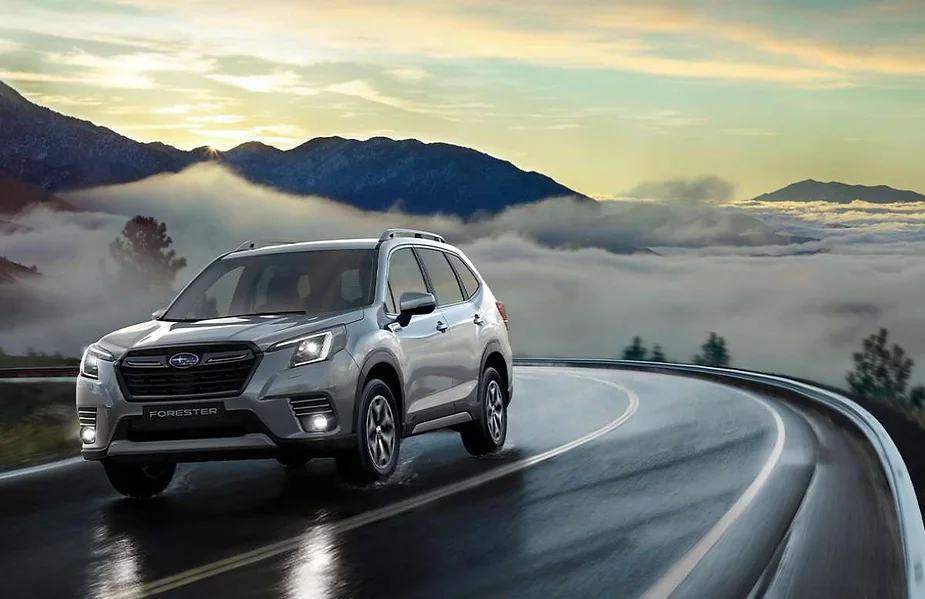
[335,379,401,486]
[102,461,176,499]
[460,367,508,456]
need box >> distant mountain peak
[753,179,925,204]
[225,141,284,156]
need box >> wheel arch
[355,350,405,429]
[480,341,511,405]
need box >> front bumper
[76,349,361,464]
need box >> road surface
[0,366,904,599]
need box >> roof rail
[231,240,300,253]
[378,228,446,244]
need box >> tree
[846,328,914,405]
[650,345,667,362]
[693,332,730,367]
[909,386,925,409]
[110,216,187,289]
[622,336,648,361]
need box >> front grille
[289,396,335,419]
[77,407,97,427]
[118,344,259,401]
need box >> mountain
[217,135,590,215]
[0,81,590,217]
[753,179,925,204]
[0,256,40,284]
[0,83,189,191]
[0,175,73,215]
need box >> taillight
[495,301,509,330]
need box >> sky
[1,0,925,199]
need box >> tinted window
[446,253,480,299]
[417,248,465,306]
[164,249,377,320]
[387,248,428,312]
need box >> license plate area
[142,402,226,429]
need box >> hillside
[0,175,73,215]
[0,81,590,217]
[0,256,40,284]
[753,179,925,204]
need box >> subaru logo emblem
[168,352,200,369]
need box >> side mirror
[152,308,166,320]
[397,292,436,327]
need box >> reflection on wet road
[0,367,904,599]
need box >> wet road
[0,367,904,599]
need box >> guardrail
[0,366,79,379]
[514,357,925,599]
[4,359,924,596]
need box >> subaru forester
[76,229,513,498]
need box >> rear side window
[417,248,465,306]
[387,248,428,313]
[446,253,480,300]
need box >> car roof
[223,236,459,260]
[224,238,380,259]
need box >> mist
[2,163,925,387]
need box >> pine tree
[650,345,667,362]
[692,332,730,367]
[110,215,187,290]
[847,328,914,404]
[622,336,648,361]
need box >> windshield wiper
[161,317,204,323]
[230,310,307,317]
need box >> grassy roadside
[0,382,79,472]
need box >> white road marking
[638,390,787,599]
[114,372,640,598]
[0,456,84,482]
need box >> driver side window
[386,248,428,315]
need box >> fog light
[80,426,96,444]
[309,415,328,431]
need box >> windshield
[163,249,378,321]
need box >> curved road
[0,367,904,599]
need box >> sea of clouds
[2,163,925,387]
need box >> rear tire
[460,367,508,456]
[102,461,176,499]
[335,379,401,486]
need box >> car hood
[96,311,364,358]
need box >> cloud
[207,70,318,95]
[0,39,21,54]
[385,67,430,82]
[0,0,871,87]
[722,128,778,137]
[326,79,407,109]
[4,164,925,390]
[623,176,736,204]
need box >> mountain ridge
[753,179,925,204]
[0,81,590,217]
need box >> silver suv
[76,229,513,498]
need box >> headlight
[80,344,114,379]
[268,327,347,368]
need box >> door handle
[473,314,485,326]
[436,321,448,333]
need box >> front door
[385,247,456,424]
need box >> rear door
[415,248,480,404]
[385,247,456,424]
